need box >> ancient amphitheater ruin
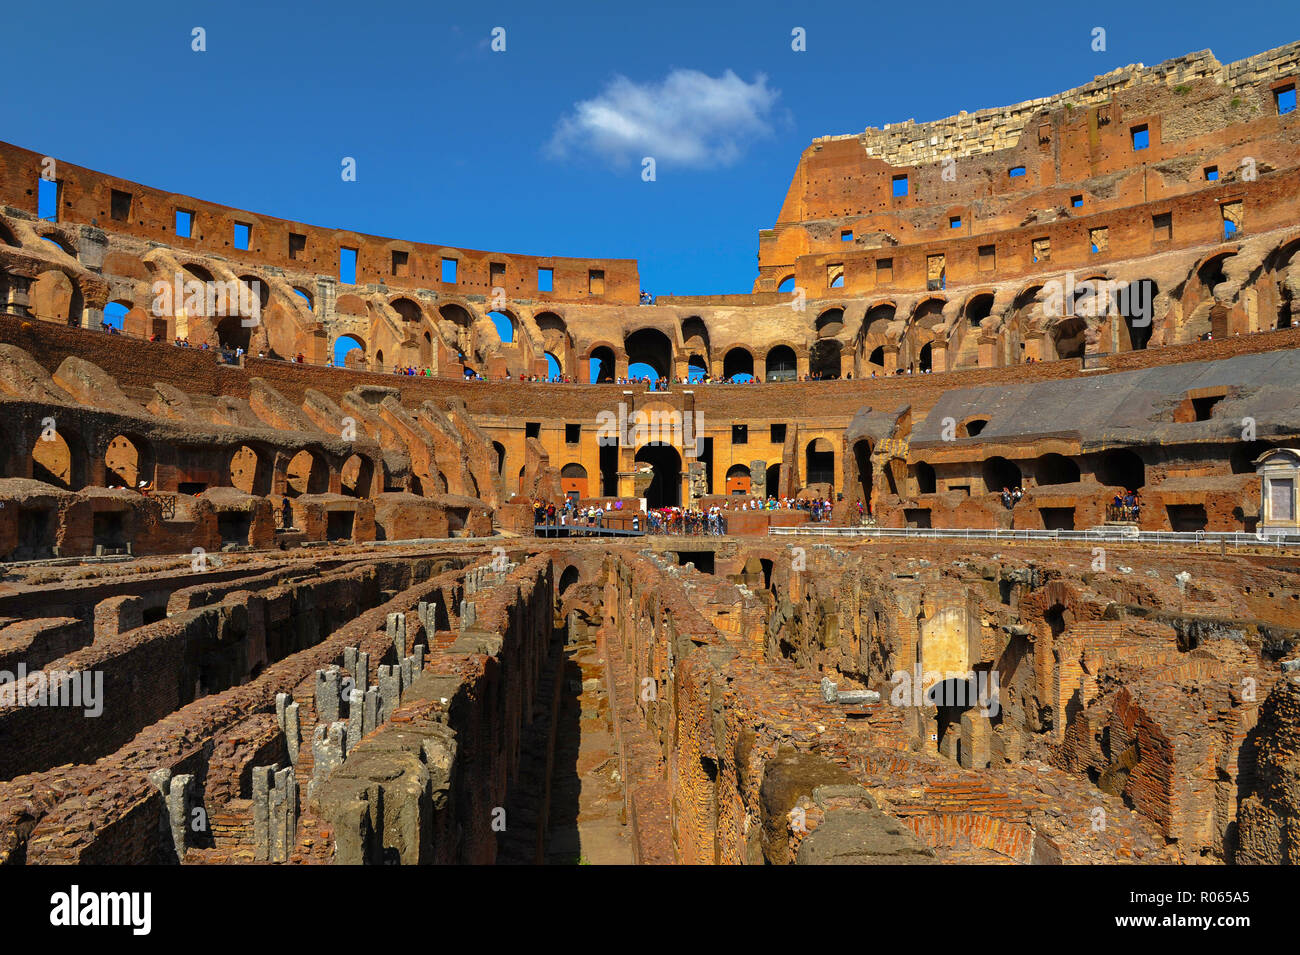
[2,41,1299,869]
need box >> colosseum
[1,40,1299,871]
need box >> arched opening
[625,328,673,380]
[489,310,516,343]
[589,346,616,383]
[229,445,271,495]
[559,566,580,593]
[635,444,682,507]
[809,340,841,379]
[293,287,314,311]
[805,438,834,488]
[341,453,373,498]
[1051,317,1086,360]
[492,442,506,475]
[215,314,251,352]
[966,293,994,327]
[105,434,153,489]
[333,334,365,366]
[545,352,562,379]
[32,429,75,489]
[722,347,754,382]
[103,301,129,331]
[867,346,885,369]
[285,449,329,497]
[560,462,588,500]
[1036,453,1080,485]
[853,439,873,504]
[765,345,797,382]
[913,461,936,495]
[1096,449,1145,489]
[687,354,708,383]
[982,456,1022,493]
[815,307,845,337]
[391,298,422,325]
[918,342,933,372]
[238,274,270,314]
[776,275,795,293]
[725,463,752,495]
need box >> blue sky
[5,1,1298,298]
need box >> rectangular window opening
[588,268,605,295]
[770,423,787,444]
[1131,124,1150,150]
[288,232,306,259]
[339,247,357,284]
[538,267,553,292]
[233,222,251,250]
[525,422,541,439]
[37,177,60,221]
[391,250,409,277]
[732,424,748,445]
[950,215,962,229]
[175,209,194,238]
[1008,166,1026,178]
[1152,212,1172,242]
[1277,84,1296,116]
[110,189,132,222]
[1204,165,1219,182]
[565,423,580,444]
[978,244,996,272]
[441,257,458,284]
[892,174,909,197]
[876,258,893,284]
[841,230,853,242]
[1071,195,1084,208]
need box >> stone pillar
[93,594,143,642]
[149,768,193,861]
[378,664,403,722]
[386,612,406,658]
[310,722,347,798]
[314,667,342,725]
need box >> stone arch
[334,334,366,367]
[32,426,78,489]
[722,346,754,381]
[982,456,1021,493]
[285,449,329,497]
[1096,449,1145,489]
[341,453,373,498]
[625,327,673,379]
[765,344,797,382]
[391,297,423,325]
[815,307,845,337]
[725,463,752,495]
[560,462,588,499]
[809,339,841,379]
[105,433,154,489]
[1035,453,1080,485]
[230,444,273,495]
[588,343,617,383]
[634,444,682,507]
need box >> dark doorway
[635,444,682,507]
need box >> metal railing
[767,525,1300,549]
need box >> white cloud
[546,69,779,169]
